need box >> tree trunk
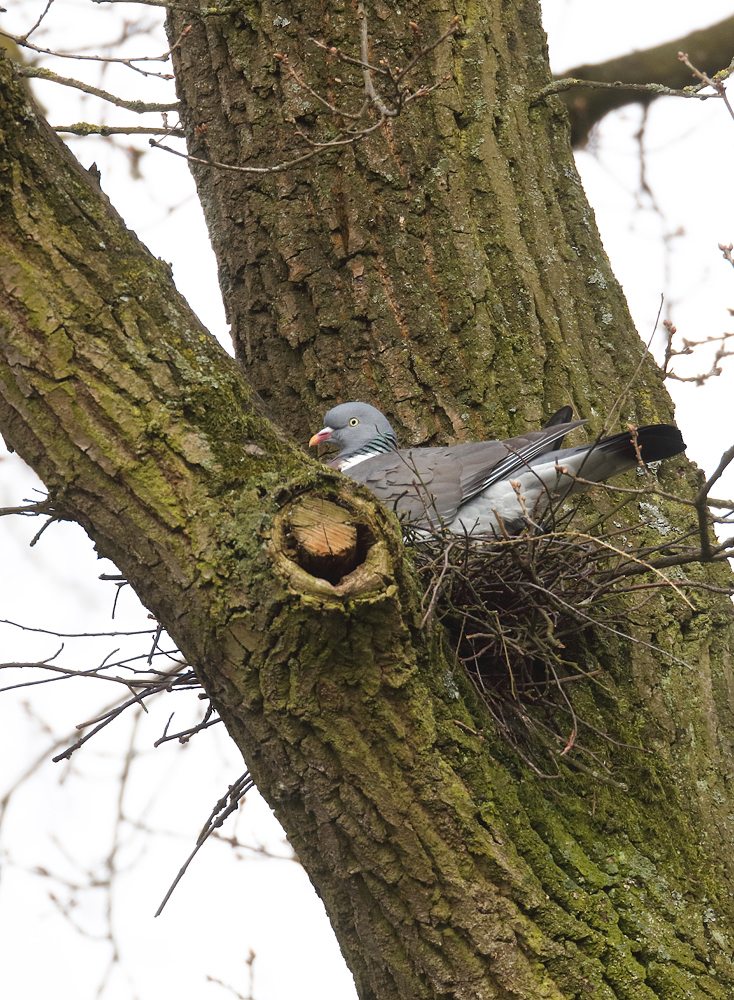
[168,0,674,443]
[1,1,734,997]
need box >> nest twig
[404,476,734,777]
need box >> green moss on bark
[3,4,734,996]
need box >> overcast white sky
[1,3,734,999]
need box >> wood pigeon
[309,401,686,534]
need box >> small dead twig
[153,703,222,746]
[678,51,734,123]
[154,772,255,917]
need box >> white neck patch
[338,452,373,471]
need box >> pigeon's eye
[349,417,359,426]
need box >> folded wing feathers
[338,411,685,532]
[458,420,588,502]
[351,420,588,523]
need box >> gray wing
[346,420,587,524]
[350,449,466,523]
[447,420,587,503]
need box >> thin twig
[393,16,460,84]
[20,0,55,42]
[534,77,719,106]
[1,24,188,80]
[15,65,179,113]
[357,4,396,119]
[155,772,254,916]
[679,51,734,123]
[54,123,185,137]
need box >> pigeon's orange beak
[309,427,333,447]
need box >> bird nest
[403,481,734,780]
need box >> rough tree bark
[2,3,734,999]
[169,0,679,442]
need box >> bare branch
[154,772,255,917]
[20,0,56,43]
[0,24,189,80]
[54,123,185,137]
[15,65,179,113]
[662,318,734,386]
[0,501,53,517]
[697,443,734,507]
[150,115,395,174]
[0,618,157,639]
[679,51,734,123]
[533,77,718,106]
[357,4,397,119]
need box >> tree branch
[15,64,179,112]
[54,122,185,137]
[555,14,734,146]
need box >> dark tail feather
[602,425,686,464]
[545,406,574,427]
[544,405,576,450]
[564,423,686,484]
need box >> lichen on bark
[2,1,734,997]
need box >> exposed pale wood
[288,495,359,579]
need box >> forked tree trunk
[168,0,675,442]
[1,0,734,996]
